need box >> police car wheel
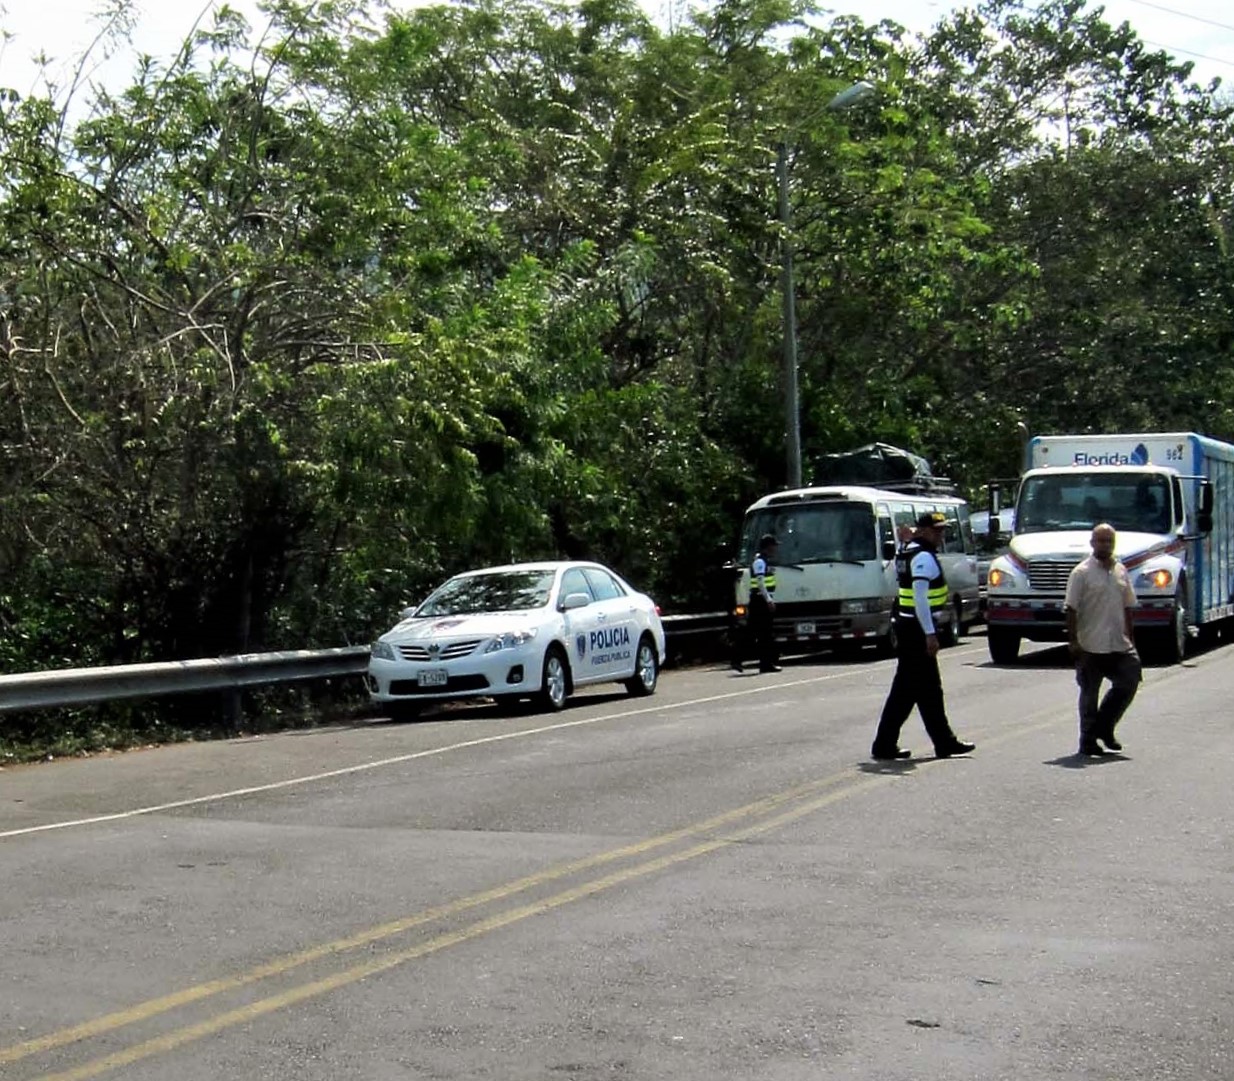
[625,636,659,697]
[536,646,570,712]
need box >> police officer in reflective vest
[747,533,782,674]
[871,512,975,760]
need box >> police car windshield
[1016,473,1171,535]
[742,502,877,564]
[417,570,555,616]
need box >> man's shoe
[1079,741,1107,757]
[871,747,912,761]
[935,740,976,759]
[730,660,744,673]
[1100,732,1122,751]
[759,665,783,673]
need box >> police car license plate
[795,621,816,636]
[417,668,448,687]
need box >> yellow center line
[28,771,900,1081]
[0,767,861,1067]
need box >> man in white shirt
[1064,523,1142,756]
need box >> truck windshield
[1016,473,1171,535]
[740,502,878,565]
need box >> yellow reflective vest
[751,553,776,597]
[895,539,947,617]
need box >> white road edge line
[0,644,1007,840]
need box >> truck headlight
[988,568,1009,588]
[1137,568,1173,589]
[370,641,396,660]
[485,628,538,653]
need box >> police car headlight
[370,641,396,661]
[484,628,539,653]
[1136,568,1173,589]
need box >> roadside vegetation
[2,0,1232,755]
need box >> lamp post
[778,80,875,490]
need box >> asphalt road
[2,630,1232,1081]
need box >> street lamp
[778,80,875,490]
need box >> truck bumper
[986,595,1179,639]
[986,597,1068,641]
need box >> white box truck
[984,432,1234,663]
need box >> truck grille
[1027,560,1081,592]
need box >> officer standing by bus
[746,533,782,674]
[871,512,975,760]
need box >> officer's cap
[758,532,779,548]
[915,512,947,529]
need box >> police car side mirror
[881,540,897,561]
[561,592,592,611]
[400,606,418,619]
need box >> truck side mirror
[1197,481,1214,534]
[881,540,897,561]
[1199,481,1214,516]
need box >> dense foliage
[2,0,1232,702]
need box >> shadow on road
[1044,751,1130,769]
[857,759,919,775]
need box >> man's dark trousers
[1076,650,1140,744]
[872,618,956,752]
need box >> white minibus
[734,485,980,655]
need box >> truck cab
[984,432,1228,665]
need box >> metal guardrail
[0,614,730,714]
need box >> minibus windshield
[740,502,877,565]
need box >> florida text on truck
[984,432,1234,664]
[733,485,980,656]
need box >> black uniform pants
[872,618,957,752]
[748,593,779,671]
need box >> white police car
[367,561,667,720]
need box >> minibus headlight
[841,598,882,614]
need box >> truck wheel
[988,628,1021,664]
[1157,595,1187,665]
